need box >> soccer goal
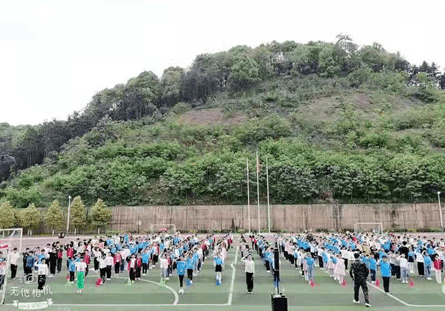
[0,228,23,305]
[353,222,383,235]
[150,224,176,235]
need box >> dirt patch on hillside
[178,108,247,125]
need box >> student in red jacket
[433,254,443,284]
[114,252,121,274]
[135,254,142,280]
[57,247,63,273]
[65,244,74,270]
[84,251,91,277]
[128,254,136,284]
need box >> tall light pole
[66,195,72,236]
[438,191,444,232]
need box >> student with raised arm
[35,258,49,290]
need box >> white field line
[367,280,445,308]
[227,246,239,305]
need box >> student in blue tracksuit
[176,257,186,294]
[68,257,76,283]
[142,249,150,276]
[306,254,316,282]
[214,252,224,286]
[369,256,377,284]
[424,252,433,280]
[185,253,195,285]
[379,255,391,293]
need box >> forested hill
[2,35,445,208]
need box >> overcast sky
[1,0,444,126]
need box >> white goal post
[354,222,383,235]
[150,224,176,235]
[0,228,23,305]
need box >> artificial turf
[3,241,445,311]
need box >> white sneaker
[143,274,146,276]
[365,303,371,307]
[353,300,360,304]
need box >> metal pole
[247,158,251,234]
[66,196,71,236]
[256,152,260,233]
[438,191,444,232]
[267,157,270,233]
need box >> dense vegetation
[2,35,445,209]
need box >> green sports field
[3,245,445,311]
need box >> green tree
[229,56,260,90]
[70,196,86,234]
[21,203,41,235]
[160,66,184,107]
[90,198,112,234]
[45,200,63,235]
[0,201,16,229]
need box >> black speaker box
[271,294,288,311]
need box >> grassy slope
[1,76,442,208]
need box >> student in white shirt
[99,255,107,283]
[160,253,168,283]
[35,258,49,290]
[399,254,409,283]
[9,248,20,279]
[243,253,255,293]
[105,253,113,279]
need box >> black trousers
[395,265,401,279]
[246,272,254,292]
[344,259,348,271]
[129,268,135,281]
[50,260,56,275]
[142,263,148,274]
[179,274,184,287]
[383,276,390,293]
[10,264,18,279]
[38,275,46,290]
[106,265,112,279]
[94,258,99,271]
[318,256,323,268]
[187,269,193,280]
[115,262,120,274]
[136,266,141,278]
[57,258,62,273]
[418,262,424,276]
[69,271,75,282]
[100,268,106,283]
[354,278,369,303]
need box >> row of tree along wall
[110,203,445,233]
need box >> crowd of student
[246,231,445,307]
[0,232,233,295]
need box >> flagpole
[247,158,251,234]
[266,157,270,233]
[256,152,260,233]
